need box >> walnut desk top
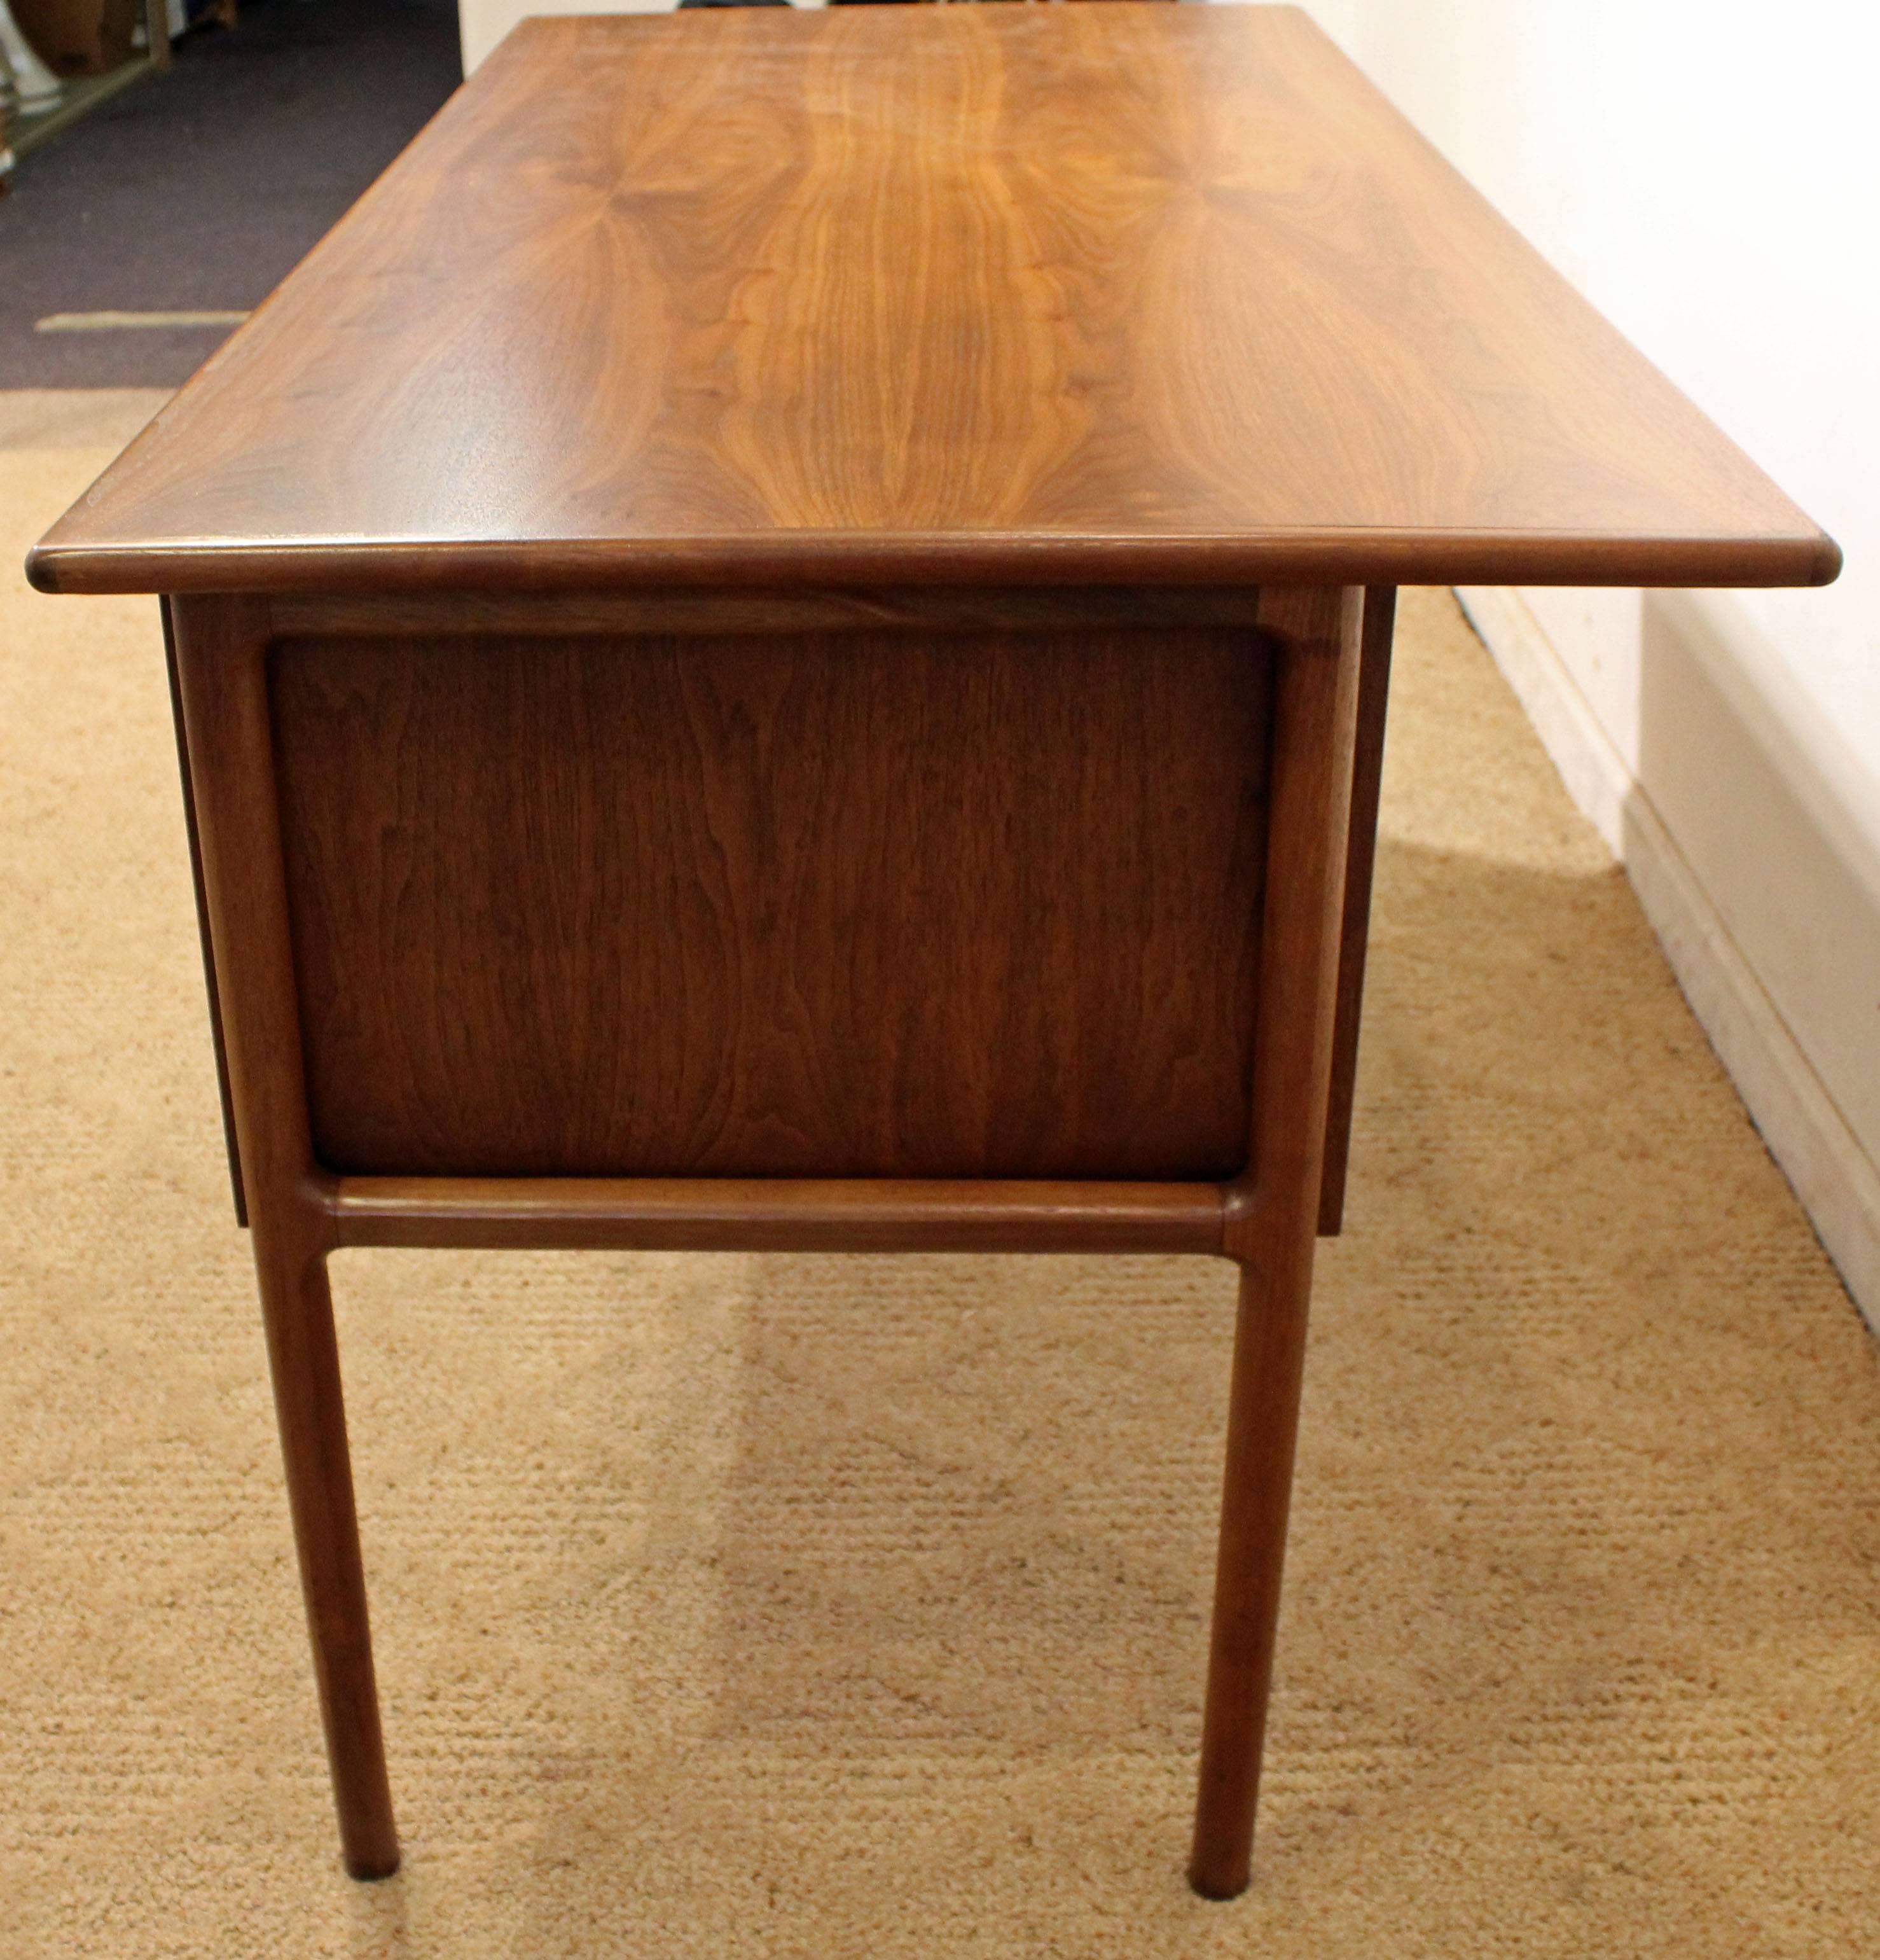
[29,4,1835,598]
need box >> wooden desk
[30,5,1837,1899]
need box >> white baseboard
[1456,585,1880,1333]
[1456,585,1632,854]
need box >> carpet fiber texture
[3,390,1877,1956]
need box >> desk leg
[1189,1253,1314,1900]
[170,594,398,1880]
[254,1230,400,1880]
[1193,586,1360,1898]
[1317,584,1395,1236]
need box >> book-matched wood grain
[270,624,1271,1181]
[30,6,1835,597]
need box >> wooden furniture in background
[31,5,1837,1900]
[0,0,173,175]
[12,0,137,78]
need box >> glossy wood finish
[327,1175,1226,1256]
[1196,585,1362,1900]
[269,587,1272,639]
[270,623,1269,1181]
[29,7,1837,599]
[169,595,398,1881]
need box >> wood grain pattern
[270,625,1271,1181]
[30,7,1835,597]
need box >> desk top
[31,6,1837,596]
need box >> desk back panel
[268,627,1271,1181]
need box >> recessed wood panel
[270,629,1269,1179]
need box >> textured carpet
[3,389,1877,1957]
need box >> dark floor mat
[0,0,460,388]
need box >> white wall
[1301,0,1880,1317]
[462,0,654,73]
[1308,0,1878,728]
[461,0,830,73]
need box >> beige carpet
[3,390,1877,1958]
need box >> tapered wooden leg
[1188,1254,1314,1899]
[1192,586,1361,1898]
[173,596,400,1879]
[254,1223,399,1879]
